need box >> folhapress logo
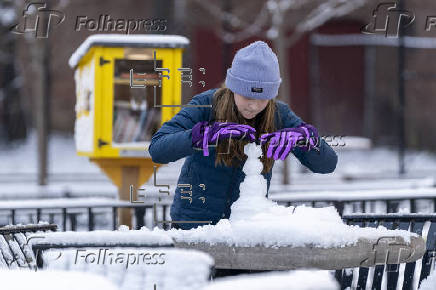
[361,2,415,37]
[75,15,167,34]
[10,2,65,38]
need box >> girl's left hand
[260,123,320,160]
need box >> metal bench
[336,214,436,290]
[0,224,57,269]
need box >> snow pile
[419,269,436,290]
[44,247,213,290]
[156,143,417,248]
[31,226,173,247]
[203,270,338,290]
[0,270,118,290]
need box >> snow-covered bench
[336,214,436,290]
[0,223,57,269]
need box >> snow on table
[203,270,338,290]
[31,225,173,247]
[43,247,213,290]
[162,206,417,248]
[0,270,119,290]
[155,144,418,249]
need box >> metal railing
[0,198,172,231]
[269,188,436,215]
[336,214,436,290]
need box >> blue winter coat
[149,88,338,230]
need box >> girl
[149,41,338,230]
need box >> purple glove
[260,128,305,160]
[192,121,256,156]
[297,122,320,152]
[260,123,320,160]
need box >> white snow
[270,187,436,202]
[269,177,435,195]
[155,143,417,248]
[0,183,117,200]
[330,147,436,176]
[203,270,338,290]
[0,270,119,290]
[30,226,173,246]
[69,34,190,68]
[419,269,436,290]
[0,130,102,175]
[0,198,127,209]
[0,235,17,268]
[332,136,371,150]
[43,247,213,290]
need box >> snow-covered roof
[69,34,190,68]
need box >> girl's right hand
[192,121,256,156]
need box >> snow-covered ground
[0,270,119,290]
[204,270,339,290]
[0,130,101,175]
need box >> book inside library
[112,59,162,146]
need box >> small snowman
[229,143,282,222]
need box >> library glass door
[112,59,162,147]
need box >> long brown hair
[212,87,276,174]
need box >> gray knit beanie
[225,41,282,100]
